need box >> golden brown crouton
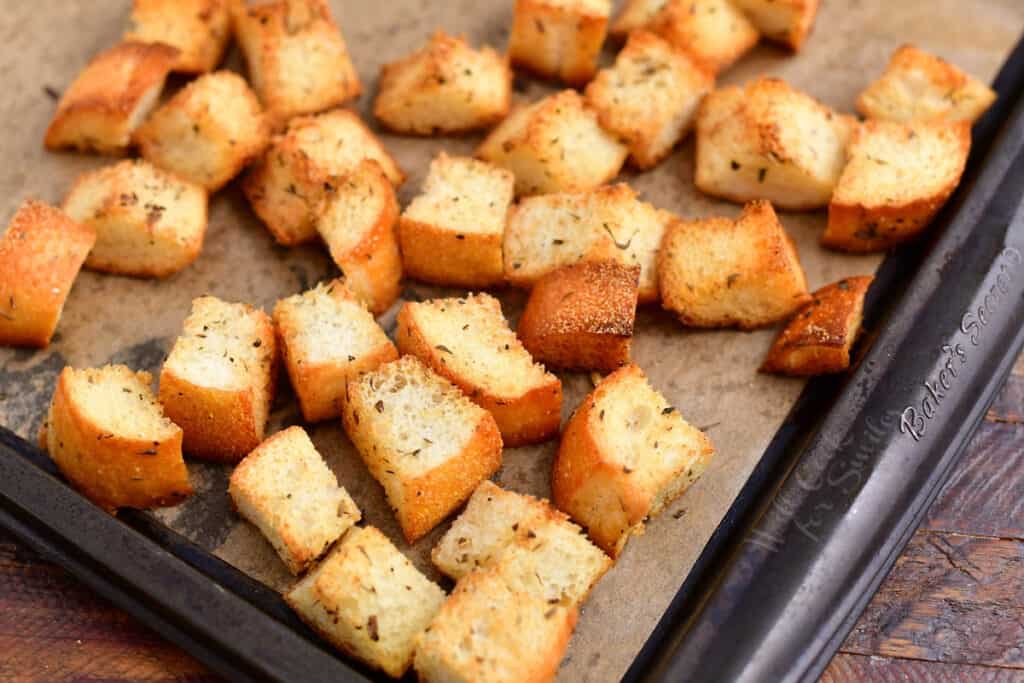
[508,0,611,86]
[125,0,232,74]
[518,261,639,372]
[243,109,404,246]
[609,0,668,37]
[286,526,447,678]
[231,0,361,126]
[62,160,208,278]
[342,357,503,543]
[159,296,278,462]
[476,90,628,196]
[585,30,714,169]
[44,41,179,155]
[823,120,971,252]
[229,426,361,574]
[0,201,95,348]
[315,160,402,314]
[399,153,514,288]
[41,365,193,514]
[857,45,997,124]
[396,294,562,447]
[647,0,759,74]
[504,183,673,303]
[695,78,856,210]
[374,30,512,135]
[731,0,819,51]
[658,200,811,329]
[134,71,270,191]
[761,276,873,376]
[552,364,715,557]
[273,279,398,423]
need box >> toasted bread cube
[553,364,715,557]
[44,41,179,155]
[125,0,232,74]
[286,526,446,678]
[658,200,811,329]
[857,45,997,124]
[647,0,759,74]
[0,201,95,348]
[41,365,192,513]
[342,357,503,542]
[823,120,971,252]
[518,261,639,372]
[374,31,511,135]
[585,31,714,169]
[508,0,610,86]
[762,276,873,376]
[609,0,668,37]
[273,279,398,423]
[62,160,208,278]
[399,153,514,288]
[504,183,673,303]
[231,0,361,125]
[433,481,611,605]
[477,90,627,196]
[159,297,278,462]
[244,109,404,246]
[396,294,562,447]
[229,426,360,574]
[731,0,818,51]
[134,71,270,192]
[695,78,856,210]
[414,567,577,683]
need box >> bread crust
[399,217,504,288]
[125,0,232,74]
[731,0,819,51]
[508,0,610,86]
[647,0,759,74]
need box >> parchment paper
[0,1,1021,680]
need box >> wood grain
[988,375,1024,424]
[824,653,1024,682]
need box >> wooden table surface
[1,355,1022,682]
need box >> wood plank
[1013,351,1024,377]
[823,653,1024,682]
[842,531,1024,668]
[988,375,1024,424]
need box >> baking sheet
[0,1,1020,680]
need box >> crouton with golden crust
[762,276,873,376]
[731,0,819,51]
[609,0,668,38]
[508,0,611,86]
[44,41,179,155]
[647,0,759,74]
[823,119,971,252]
[125,0,232,74]
[0,201,95,348]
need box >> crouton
[396,294,562,447]
[518,261,639,372]
[585,31,713,169]
[504,183,673,303]
[658,200,810,329]
[342,357,502,542]
[0,201,95,348]
[62,159,208,278]
[731,0,819,51]
[134,71,269,192]
[414,567,577,683]
[125,0,232,74]
[609,0,668,37]
[552,364,715,557]
[44,41,179,155]
[374,31,511,135]
[508,0,611,86]
[159,296,278,462]
[41,365,192,513]
[762,276,873,376]
[647,0,759,74]
[229,426,360,574]
[695,78,856,210]
[244,109,404,246]
[272,279,398,423]
[433,480,611,605]
[823,119,971,252]
[399,153,514,288]
[231,0,361,125]
[857,45,997,124]
[476,90,628,196]
[286,526,446,678]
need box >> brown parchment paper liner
[1,1,1021,680]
